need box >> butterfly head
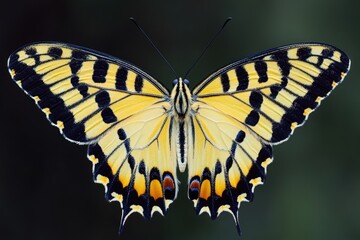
[173,78,190,86]
[171,78,191,119]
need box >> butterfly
[8,42,350,236]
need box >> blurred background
[0,0,359,239]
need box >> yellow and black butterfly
[8,41,350,236]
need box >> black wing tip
[235,216,242,237]
[118,209,128,235]
[118,225,124,235]
[118,224,125,235]
[7,52,19,69]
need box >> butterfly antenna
[130,17,179,79]
[184,17,232,79]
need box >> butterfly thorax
[171,78,192,121]
[170,78,192,172]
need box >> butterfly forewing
[193,43,350,144]
[8,42,178,230]
[189,43,350,230]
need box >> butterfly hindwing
[88,112,178,229]
[188,104,272,233]
[8,42,178,230]
[189,43,350,229]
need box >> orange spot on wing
[199,179,211,200]
[134,175,146,197]
[163,176,175,190]
[215,175,226,197]
[119,174,131,188]
[150,179,163,200]
[190,180,200,191]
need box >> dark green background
[1,1,359,240]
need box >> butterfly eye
[173,79,179,86]
[184,79,190,86]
